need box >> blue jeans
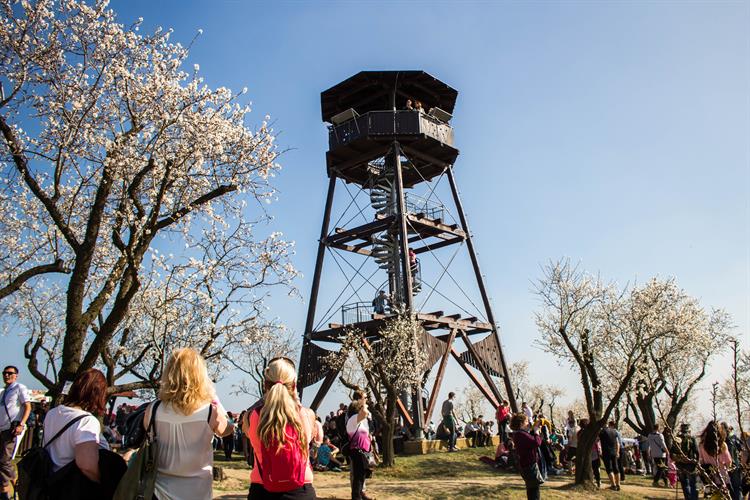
[678,472,698,500]
[538,452,548,481]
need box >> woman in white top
[144,348,233,500]
[42,368,125,499]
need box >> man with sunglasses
[0,365,30,500]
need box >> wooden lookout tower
[298,71,517,433]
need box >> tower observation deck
[298,71,516,434]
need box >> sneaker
[616,485,621,491]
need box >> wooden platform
[402,435,501,455]
[324,213,466,257]
[310,310,492,343]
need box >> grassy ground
[212,448,679,499]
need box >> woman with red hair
[42,368,125,498]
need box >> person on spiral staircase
[372,290,389,315]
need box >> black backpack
[16,414,88,500]
[336,411,351,457]
[120,401,153,450]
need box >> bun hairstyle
[258,358,307,454]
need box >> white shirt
[43,405,109,471]
[566,423,579,447]
[522,406,533,420]
[0,382,31,430]
[152,401,223,500]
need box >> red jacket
[496,405,510,423]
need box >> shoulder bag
[113,400,161,500]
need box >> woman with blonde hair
[143,348,233,500]
[246,357,321,499]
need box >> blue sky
[8,1,750,423]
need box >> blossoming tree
[623,294,729,439]
[534,259,718,486]
[327,316,428,467]
[0,0,296,398]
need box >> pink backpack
[253,408,307,493]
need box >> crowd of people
[0,354,382,500]
[2,359,750,500]
[490,403,750,500]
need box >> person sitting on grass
[317,437,343,472]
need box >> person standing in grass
[510,413,543,500]
[441,392,458,452]
[145,348,234,500]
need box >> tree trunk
[380,421,395,467]
[575,423,604,486]
[380,397,398,467]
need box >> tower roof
[321,70,458,123]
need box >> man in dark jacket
[671,423,699,500]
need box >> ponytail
[257,360,307,455]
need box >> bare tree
[508,360,530,404]
[719,338,750,432]
[230,327,299,400]
[544,385,565,429]
[455,386,490,423]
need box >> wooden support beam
[425,329,457,423]
[450,348,499,408]
[447,167,517,412]
[397,398,414,426]
[400,145,451,170]
[413,237,464,254]
[328,242,373,257]
[326,217,392,245]
[299,175,337,398]
[406,214,466,238]
[310,369,340,411]
[458,329,503,403]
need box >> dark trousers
[222,435,235,460]
[729,468,742,500]
[678,472,698,500]
[592,458,601,486]
[443,416,457,449]
[652,457,668,486]
[525,485,540,500]
[465,431,478,447]
[0,430,17,489]
[248,483,316,500]
[350,451,368,500]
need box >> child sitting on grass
[316,436,344,472]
